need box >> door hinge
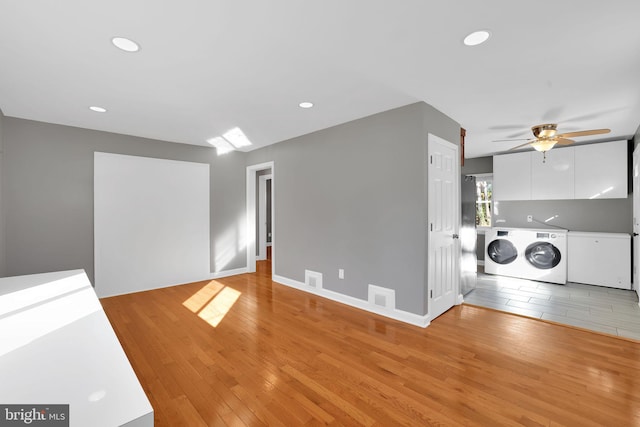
[430,290,433,298]
[430,223,433,231]
[430,155,433,164]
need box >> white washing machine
[485,228,567,285]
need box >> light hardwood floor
[101,261,640,426]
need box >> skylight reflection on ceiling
[223,127,252,148]
[207,127,253,155]
[207,137,234,155]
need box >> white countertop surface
[0,270,153,427]
[568,231,631,239]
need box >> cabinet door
[568,233,631,289]
[493,151,531,200]
[531,147,575,199]
[574,140,627,199]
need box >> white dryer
[485,228,567,285]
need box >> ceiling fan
[496,124,610,162]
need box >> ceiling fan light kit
[501,123,610,163]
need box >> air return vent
[304,270,323,289]
[368,285,396,311]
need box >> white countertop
[0,270,153,427]
[568,231,631,239]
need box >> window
[475,174,492,228]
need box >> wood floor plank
[101,261,640,426]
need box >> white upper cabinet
[493,151,531,200]
[493,140,628,201]
[574,140,627,199]
[531,147,575,200]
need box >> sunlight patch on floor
[182,280,241,327]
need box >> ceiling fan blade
[555,138,575,145]
[556,128,610,138]
[509,141,534,151]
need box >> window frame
[471,173,493,231]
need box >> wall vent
[368,284,396,311]
[304,270,323,289]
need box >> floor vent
[368,285,396,311]
[305,270,323,289]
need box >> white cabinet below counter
[567,232,631,289]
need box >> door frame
[633,145,639,302]
[427,134,461,319]
[246,161,274,273]
[257,174,272,261]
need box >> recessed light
[299,102,314,109]
[463,30,491,46]
[89,106,107,113]
[111,37,140,52]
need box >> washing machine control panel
[536,232,557,239]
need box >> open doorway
[246,161,274,274]
[257,172,272,261]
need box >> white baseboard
[210,267,248,279]
[477,260,485,266]
[273,274,430,328]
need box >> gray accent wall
[461,156,492,176]
[0,108,5,277]
[2,118,246,282]
[246,102,460,316]
[494,198,632,233]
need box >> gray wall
[461,156,492,176]
[0,108,5,277]
[495,198,632,232]
[2,118,246,282]
[246,102,460,316]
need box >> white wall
[94,153,210,297]
[0,109,4,277]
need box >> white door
[633,146,640,300]
[428,134,460,320]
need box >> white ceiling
[1,1,639,158]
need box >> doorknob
[452,234,459,239]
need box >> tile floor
[464,267,640,340]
